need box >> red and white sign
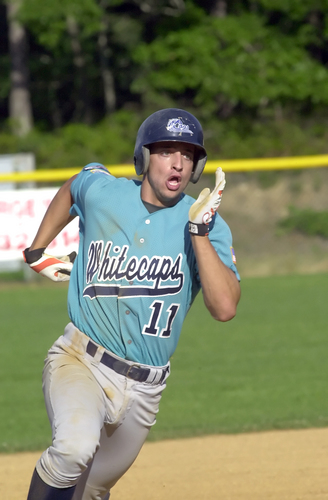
[0,188,79,261]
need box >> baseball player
[23,108,240,500]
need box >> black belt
[86,340,167,384]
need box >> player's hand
[189,167,226,236]
[23,247,77,282]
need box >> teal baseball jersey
[68,163,239,366]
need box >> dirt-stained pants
[35,323,169,500]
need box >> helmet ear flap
[141,146,150,175]
[190,155,207,184]
[134,146,150,176]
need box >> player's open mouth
[166,175,181,191]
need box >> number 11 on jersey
[142,301,180,338]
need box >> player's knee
[63,436,99,470]
[46,436,100,484]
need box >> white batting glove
[23,247,77,282]
[189,167,226,236]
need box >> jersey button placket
[140,218,150,244]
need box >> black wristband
[23,247,46,264]
[188,222,209,236]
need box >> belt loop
[158,367,167,384]
[86,340,104,364]
[86,341,97,357]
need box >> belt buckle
[126,364,139,380]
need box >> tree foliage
[132,12,328,118]
[1,0,328,146]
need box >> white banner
[0,188,79,262]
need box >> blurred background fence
[1,156,328,279]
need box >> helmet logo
[166,118,193,135]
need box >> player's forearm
[30,176,77,250]
[191,235,240,322]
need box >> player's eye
[183,152,194,161]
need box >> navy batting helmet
[134,108,207,184]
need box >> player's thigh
[78,381,165,499]
[43,352,106,436]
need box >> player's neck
[141,200,166,213]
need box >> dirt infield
[1,427,328,499]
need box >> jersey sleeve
[209,213,240,281]
[69,163,113,219]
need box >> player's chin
[160,189,182,207]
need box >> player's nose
[171,152,183,171]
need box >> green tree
[18,0,103,125]
[6,0,33,136]
[132,12,328,119]
[2,0,328,135]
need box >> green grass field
[0,273,328,453]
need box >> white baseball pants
[35,323,170,500]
